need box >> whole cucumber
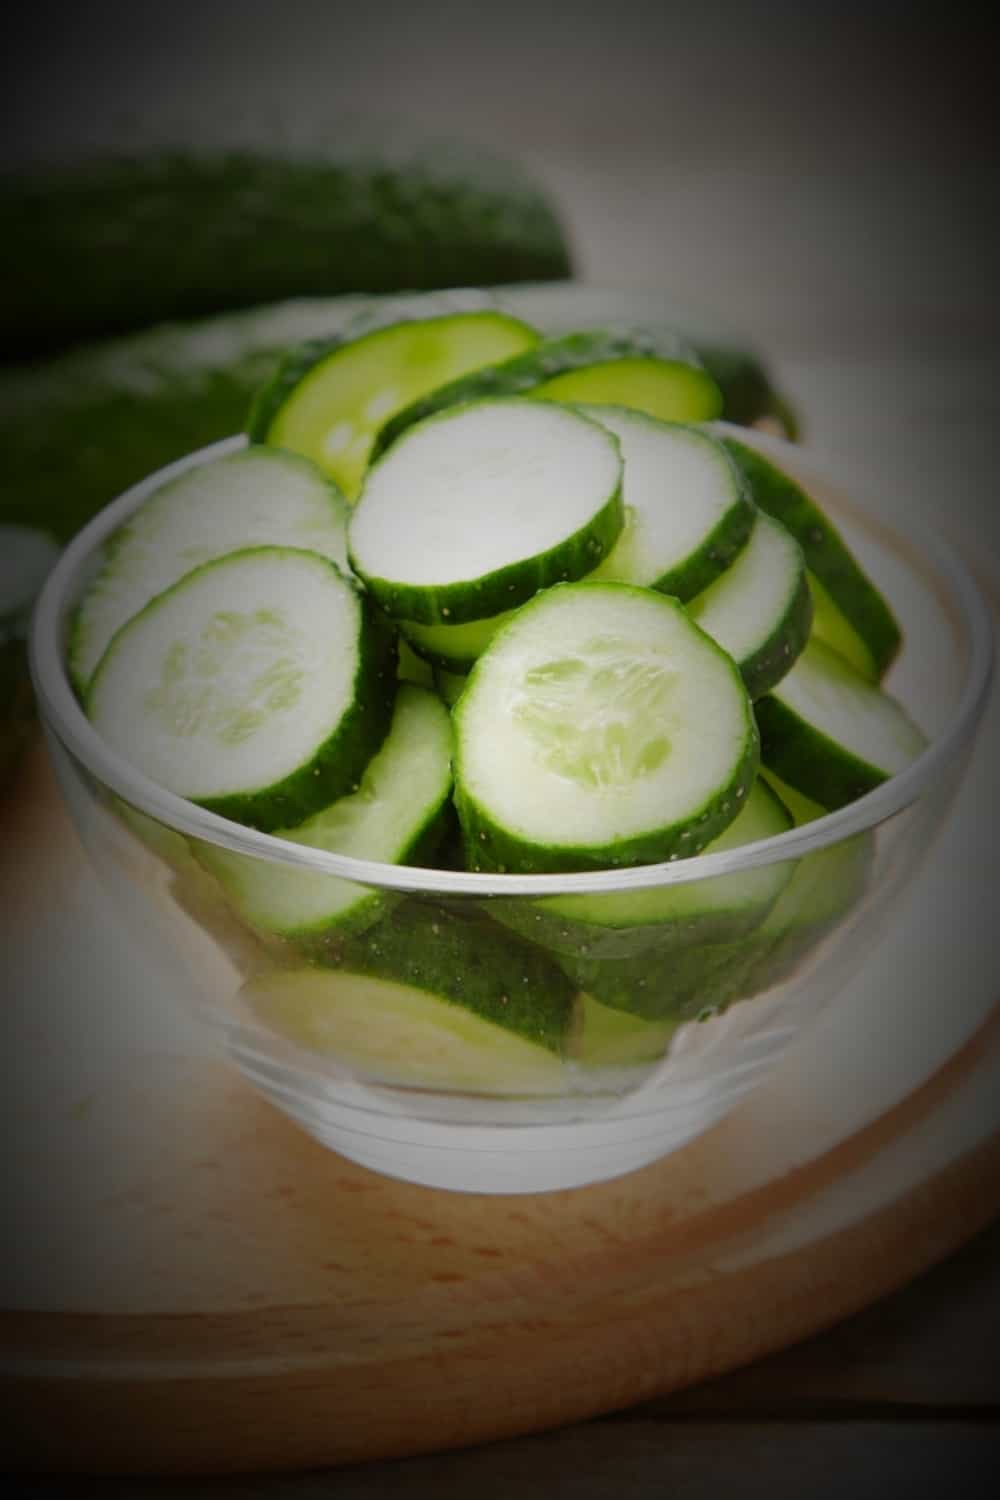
[2,142,573,360]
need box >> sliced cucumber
[455,580,758,874]
[87,547,396,832]
[571,992,677,1068]
[243,898,577,1089]
[400,606,517,673]
[806,569,878,680]
[533,358,722,422]
[195,686,452,944]
[721,436,901,677]
[490,778,795,963]
[249,309,538,498]
[686,510,812,700]
[754,636,927,810]
[583,410,754,600]
[240,968,569,1095]
[371,326,715,457]
[69,447,350,693]
[348,400,624,625]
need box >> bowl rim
[29,427,994,898]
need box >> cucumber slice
[686,510,812,700]
[195,686,452,944]
[806,569,878,680]
[571,993,677,1068]
[87,547,396,832]
[240,969,569,1095]
[533,358,722,423]
[721,436,901,676]
[250,309,538,498]
[400,607,517,673]
[455,580,758,874]
[371,326,715,457]
[754,637,928,810]
[582,410,754,600]
[242,899,577,1090]
[69,447,350,693]
[349,400,624,625]
[491,778,795,963]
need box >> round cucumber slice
[249,309,538,498]
[581,409,754,600]
[720,435,902,677]
[348,400,624,625]
[455,580,758,874]
[371,325,712,457]
[195,685,453,944]
[87,547,396,832]
[69,446,351,693]
[532,356,722,422]
[754,636,928,810]
[686,510,813,700]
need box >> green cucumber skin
[585,412,756,605]
[87,553,399,835]
[324,899,576,1054]
[2,146,571,360]
[246,302,537,449]
[349,402,626,626]
[753,693,890,811]
[722,437,901,676]
[370,327,711,459]
[648,482,754,605]
[733,562,814,702]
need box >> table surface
[7,5,1000,1491]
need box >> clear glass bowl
[29,297,993,1194]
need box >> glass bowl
[29,302,993,1195]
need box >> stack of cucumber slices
[73,304,928,1087]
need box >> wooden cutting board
[2,572,998,1477]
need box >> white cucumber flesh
[70,446,350,691]
[87,546,395,831]
[754,637,928,809]
[583,408,754,600]
[687,509,811,699]
[348,399,624,625]
[455,580,758,873]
